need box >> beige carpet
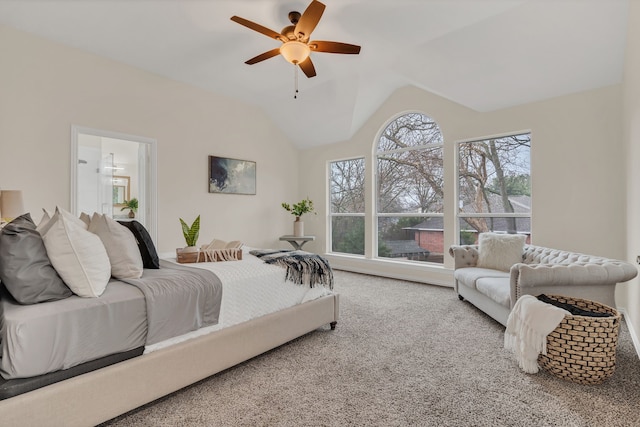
[102,271,640,426]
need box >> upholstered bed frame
[0,293,339,426]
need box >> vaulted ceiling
[0,0,629,148]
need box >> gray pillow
[0,213,73,304]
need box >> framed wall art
[208,156,256,195]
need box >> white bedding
[146,249,332,353]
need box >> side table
[279,235,315,250]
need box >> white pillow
[89,213,143,279]
[477,232,526,272]
[36,208,54,230]
[39,208,111,297]
[79,212,91,227]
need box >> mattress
[0,280,147,379]
[0,346,144,401]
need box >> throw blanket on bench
[250,250,334,290]
[121,260,223,345]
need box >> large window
[330,158,365,255]
[457,133,531,244]
[375,113,444,264]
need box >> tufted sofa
[448,244,638,326]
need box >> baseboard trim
[324,253,453,287]
[619,308,640,359]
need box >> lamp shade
[280,41,311,64]
[0,190,25,221]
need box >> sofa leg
[330,321,337,330]
[458,295,464,301]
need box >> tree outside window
[329,158,365,255]
[328,117,530,262]
[457,133,531,243]
[376,113,444,264]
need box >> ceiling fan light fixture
[232,0,359,80]
[280,41,310,64]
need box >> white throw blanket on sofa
[504,295,570,373]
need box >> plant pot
[128,210,135,218]
[293,217,304,237]
[176,246,200,263]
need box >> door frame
[70,125,158,243]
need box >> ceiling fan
[230,0,361,79]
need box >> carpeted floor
[102,270,640,426]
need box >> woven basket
[537,294,620,385]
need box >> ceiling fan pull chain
[294,64,299,99]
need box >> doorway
[71,126,157,243]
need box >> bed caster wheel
[458,295,464,301]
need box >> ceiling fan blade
[245,48,281,65]
[310,41,361,55]
[231,16,285,42]
[299,57,317,78]
[294,0,326,41]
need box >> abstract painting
[208,156,256,195]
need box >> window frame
[454,130,532,245]
[328,156,367,256]
[374,112,445,263]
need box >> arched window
[375,112,444,264]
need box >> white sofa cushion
[454,267,510,290]
[476,277,511,308]
[477,232,526,272]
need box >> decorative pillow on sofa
[477,232,526,272]
[89,213,143,279]
[0,213,73,304]
[118,220,160,269]
[38,208,111,298]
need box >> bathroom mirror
[112,176,130,206]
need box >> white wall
[623,1,640,349]
[0,24,300,252]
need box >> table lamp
[0,190,25,224]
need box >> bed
[0,213,339,426]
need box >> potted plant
[121,198,138,218]
[179,215,200,252]
[281,198,315,237]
